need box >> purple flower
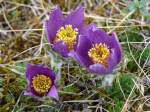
[73,27,122,75]
[24,64,58,100]
[45,6,85,57]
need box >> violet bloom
[24,64,58,100]
[74,27,122,75]
[45,6,85,57]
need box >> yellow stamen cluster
[88,43,110,67]
[32,75,52,94]
[55,25,78,50]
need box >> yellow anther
[32,75,52,94]
[55,25,78,50]
[88,43,110,67]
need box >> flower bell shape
[45,6,85,57]
[24,64,58,100]
[74,27,122,75]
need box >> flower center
[32,75,52,94]
[55,25,78,51]
[88,43,110,67]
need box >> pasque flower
[24,64,58,99]
[73,27,122,75]
[45,6,85,57]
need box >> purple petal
[53,41,69,57]
[89,54,114,75]
[68,51,75,57]
[45,6,64,43]
[24,86,40,97]
[79,23,96,36]
[24,90,35,97]
[64,7,84,29]
[88,27,109,45]
[24,83,39,97]
[109,49,118,67]
[89,64,109,75]
[26,64,56,81]
[74,35,93,67]
[109,32,122,64]
[89,64,113,75]
[47,85,59,100]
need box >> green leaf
[140,48,150,61]
[128,1,137,12]
[106,74,134,99]
[63,84,79,93]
